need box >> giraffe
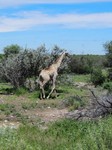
[38,52,66,99]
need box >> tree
[104,41,112,80]
[104,41,112,67]
[91,68,105,87]
[3,44,22,58]
[68,55,93,74]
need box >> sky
[0,0,112,54]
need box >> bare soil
[0,94,68,129]
[36,108,68,123]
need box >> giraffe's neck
[54,52,65,69]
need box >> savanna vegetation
[0,41,112,150]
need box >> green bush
[0,104,15,115]
[103,82,112,92]
[61,95,86,111]
[108,68,112,80]
[68,55,106,74]
[91,68,105,87]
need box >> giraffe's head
[63,52,70,58]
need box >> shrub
[108,68,112,80]
[61,95,86,111]
[68,55,105,74]
[104,41,112,67]
[0,46,48,88]
[103,82,112,92]
[91,68,105,87]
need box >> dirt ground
[0,81,95,129]
[0,94,68,129]
[0,107,68,129]
[35,108,68,123]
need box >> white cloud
[0,0,112,7]
[0,11,112,32]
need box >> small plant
[18,115,29,125]
[61,95,86,110]
[0,103,15,115]
[22,102,37,110]
[15,87,28,96]
[13,112,22,117]
[28,91,40,100]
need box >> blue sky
[0,0,112,54]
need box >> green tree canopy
[3,44,22,58]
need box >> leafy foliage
[104,41,112,67]
[69,54,105,74]
[3,44,22,58]
[91,68,105,86]
[0,45,47,88]
[103,82,112,92]
[104,41,112,81]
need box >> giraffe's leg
[39,83,46,99]
[47,84,55,99]
[39,86,42,99]
[47,76,56,99]
[42,87,45,99]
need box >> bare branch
[89,89,111,108]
